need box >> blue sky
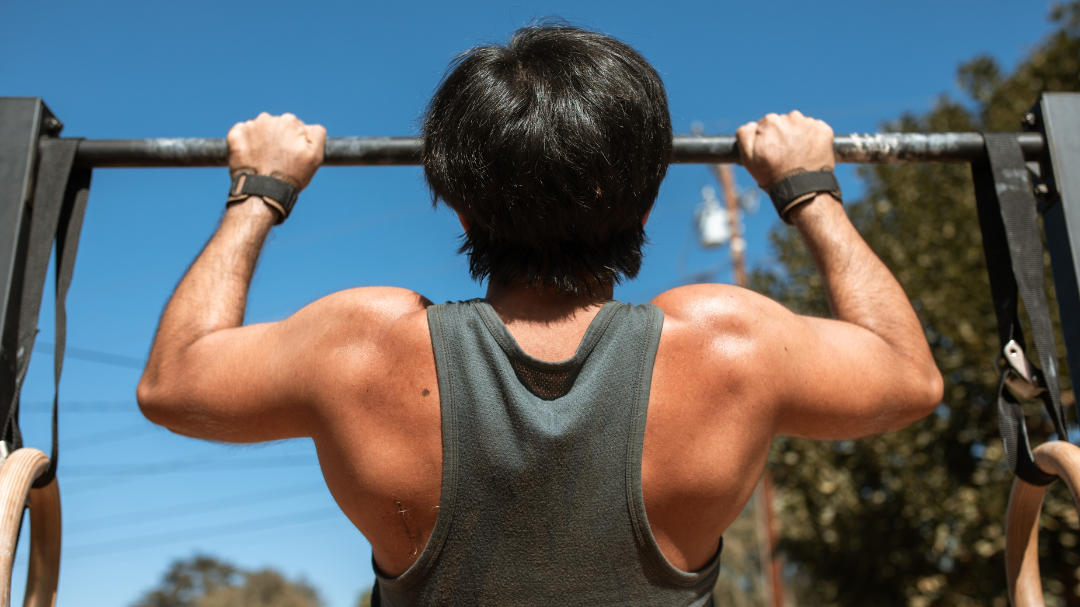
[0,1,1058,605]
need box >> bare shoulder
[283,286,432,339]
[648,283,794,394]
[278,287,433,386]
[271,287,436,421]
[651,283,793,347]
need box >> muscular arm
[137,113,332,441]
[660,112,942,440]
[774,193,943,438]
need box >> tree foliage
[714,498,770,607]
[750,4,1080,606]
[133,555,323,607]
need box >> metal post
[1030,93,1080,419]
[0,98,59,424]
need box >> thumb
[306,124,328,160]
[735,122,757,166]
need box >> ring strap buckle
[995,339,1047,401]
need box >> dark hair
[422,23,672,294]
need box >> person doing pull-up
[137,24,943,607]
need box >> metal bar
[73,132,1047,168]
[1035,93,1080,419]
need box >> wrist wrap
[227,172,299,224]
[768,170,842,223]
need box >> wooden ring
[1006,441,1080,607]
[0,449,61,607]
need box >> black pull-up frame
[1,95,1078,485]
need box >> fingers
[735,121,758,163]
[235,112,320,139]
[227,112,325,190]
[306,124,327,141]
[306,124,328,161]
[226,122,246,145]
[736,111,836,187]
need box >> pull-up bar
[72,132,1048,168]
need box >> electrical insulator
[695,186,731,248]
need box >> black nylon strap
[768,170,841,222]
[228,173,298,223]
[996,374,1057,485]
[1,137,89,488]
[34,164,90,488]
[5,139,79,451]
[973,132,1070,486]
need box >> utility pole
[709,164,746,287]
[707,162,784,607]
[754,469,784,607]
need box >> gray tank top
[373,299,721,606]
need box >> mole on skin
[422,388,430,396]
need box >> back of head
[423,24,672,294]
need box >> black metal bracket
[1027,94,1080,424]
[0,98,59,440]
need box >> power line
[66,481,327,534]
[64,423,159,451]
[21,400,138,414]
[62,455,318,477]
[60,448,257,495]
[34,342,145,370]
[64,506,344,560]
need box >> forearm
[141,198,276,388]
[790,195,933,366]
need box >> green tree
[133,555,323,607]
[750,4,1080,606]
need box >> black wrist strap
[227,172,299,224]
[768,170,842,223]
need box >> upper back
[373,299,718,606]
[307,286,778,599]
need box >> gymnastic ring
[0,449,60,607]
[1006,441,1080,607]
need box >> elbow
[137,370,174,428]
[914,357,945,417]
[888,363,944,432]
[923,365,945,411]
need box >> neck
[484,280,613,325]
